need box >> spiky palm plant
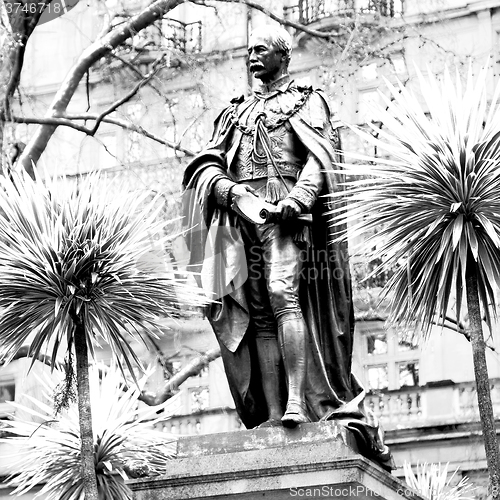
[329,64,500,495]
[403,462,475,500]
[0,171,204,500]
[1,366,179,499]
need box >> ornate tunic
[212,77,330,210]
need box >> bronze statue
[183,25,393,468]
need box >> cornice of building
[384,416,499,469]
[398,0,500,25]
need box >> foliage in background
[328,63,500,495]
[403,462,475,500]
[0,170,200,377]
[1,366,179,500]
[0,169,205,499]
[332,63,500,333]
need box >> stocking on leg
[256,334,285,426]
[278,316,308,427]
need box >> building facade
[2,0,500,498]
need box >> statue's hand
[277,198,302,221]
[229,184,256,200]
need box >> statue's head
[248,25,293,84]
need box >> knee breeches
[240,219,304,334]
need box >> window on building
[361,324,421,391]
[393,0,404,15]
[126,131,142,163]
[0,379,15,418]
[0,381,15,402]
[390,54,407,75]
[367,331,388,356]
[399,361,419,387]
[170,360,183,376]
[190,387,209,412]
[357,88,381,124]
[360,63,378,82]
[398,332,418,352]
[356,53,407,126]
[367,365,389,391]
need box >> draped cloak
[182,84,394,470]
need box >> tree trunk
[1,2,50,174]
[0,13,26,173]
[74,317,99,500]
[465,258,500,498]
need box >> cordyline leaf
[1,367,179,500]
[0,170,206,377]
[403,461,475,500]
[329,62,500,339]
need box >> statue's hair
[249,25,293,63]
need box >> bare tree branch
[109,52,170,99]
[138,347,221,405]
[1,1,52,119]
[10,51,194,155]
[339,15,359,63]
[17,0,336,174]
[89,55,167,133]
[85,114,195,155]
[2,345,221,406]
[11,113,195,156]
[192,0,335,40]
[175,113,207,148]
[18,0,188,173]
[11,115,94,133]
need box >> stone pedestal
[128,421,423,500]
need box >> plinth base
[128,421,422,500]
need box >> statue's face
[247,34,286,83]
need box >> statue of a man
[183,24,392,467]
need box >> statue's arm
[200,104,240,208]
[209,95,263,209]
[286,155,323,212]
[213,177,237,207]
[286,91,336,212]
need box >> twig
[108,52,170,98]
[89,55,167,134]
[192,0,336,40]
[10,113,195,156]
